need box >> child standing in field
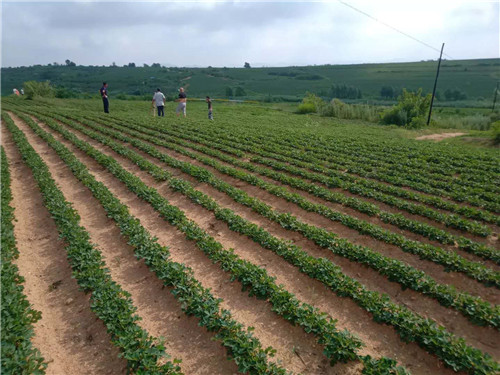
[176,87,187,117]
[206,96,213,120]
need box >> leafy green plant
[23,81,55,100]
[381,89,431,128]
[16,107,499,374]
[1,146,47,375]
[2,112,182,375]
[491,120,500,145]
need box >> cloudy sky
[1,0,498,68]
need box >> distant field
[2,58,499,103]
[1,97,499,374]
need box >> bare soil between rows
[9,113,240,375]
[16,112,366,374]
[1,124,127,375]
[28,112,483,374]
[72,115,499,355]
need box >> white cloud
[1,0,498,68]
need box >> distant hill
[2,58,499,102]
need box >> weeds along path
[77,112,499,256]
[5,114,258,374]
[16,111,496,374]
[0,125,128,375]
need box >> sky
[1,0,499,68]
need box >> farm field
[1,98,499,375]
[2,58,499,103]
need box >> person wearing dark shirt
[176,87,187,117]
[100,82,109,113]
[206,96,213,120]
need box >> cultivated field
[1,98,499,375]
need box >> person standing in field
[100,82,109,113]
[206,96,213,120]
[176,87,187,117]
[152,88,166,117]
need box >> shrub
[55,86,80,99]
[297,102,317,114]
[381,88,431,128]
[23,80,54,100]
[491,121,500,145]
[444,88,467,101]
[296,92,324,114]
[235,86,246,97]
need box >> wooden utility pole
[492,82,499,112]
[427,43,445,126]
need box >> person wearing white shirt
[152,88,166,117]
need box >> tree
[244,62,251,68]
[65,59,76,67]
[444,88,467,101]
[381,88,431,128]
[128,62,136,67]
[235,86,246,96]
[151,63,161,68]
[225,86,233,97]
[380,86,395,99]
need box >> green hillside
[2,58,499,102]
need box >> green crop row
[42,111,500,326]
[0,146,46,375]
[246,155,492,236]
[248,154,499,225]
[7,111,299,375]
[242,126,500,189]
[128,117,495,232]
[2,112,183,374]
[13,108,417,374]
[52,112,500,283]
[19,109,500,374]
[169,118,500,192]
[108,114,499,211]
[268,127,500,177]
[73,112,499,265]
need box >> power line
[337,0,453,59]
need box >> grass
[5,96,498,150]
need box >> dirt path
[104,127,499,358]
[17,116,364,374]
[38,115,468,374]
[1,125,127,375]
[416,133,466,141]
[8,113,241,374]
